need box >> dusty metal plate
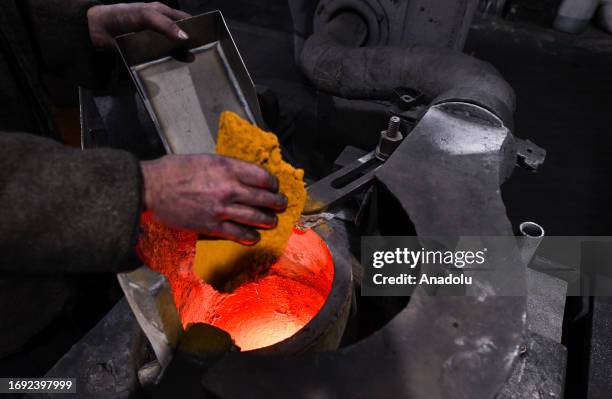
[116,10,263,154]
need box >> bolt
[386,116,401,138]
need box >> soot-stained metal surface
[202,293,524,399]
[377,102,518,238]
[497,331,567,399]
[25,300,151,399]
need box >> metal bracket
[516,138,546,171]
[303,151,383,215]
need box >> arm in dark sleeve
[19,0,108,87]
[0,133,143,274]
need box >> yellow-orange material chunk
[193,111,306,291]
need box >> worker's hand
[87,2,191,48]
[140,155,288,245]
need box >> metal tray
[116,10,263,155]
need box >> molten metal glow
[137,212,334,351]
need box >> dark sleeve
[19,0,108,87]
[0,133,143,274]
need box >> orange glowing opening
[137,212,334,351]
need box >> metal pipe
[518,221,545,266]
[298,10,516,127]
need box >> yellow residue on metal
[193,111,306,291]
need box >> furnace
[137,212,335,351]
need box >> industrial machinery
[31,1,612,398]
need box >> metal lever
[303,150,383,214]
[303,115,407,214]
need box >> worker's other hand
[87,2,191,48]
[140,155,288,245]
